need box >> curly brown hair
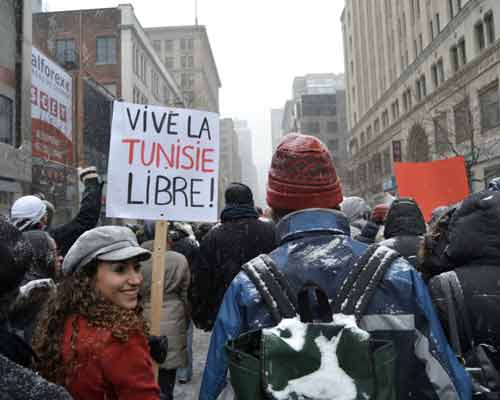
[32,261,149,384]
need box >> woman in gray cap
[32,226,161,400]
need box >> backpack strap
[332,244,400,322]
[439,271,464,358]
[242,254,297,324]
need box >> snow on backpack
[225,244,399,400]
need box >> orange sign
[394,156,469,221]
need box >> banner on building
[394,156,469,221]
[31,47,73,164]
[106,101,220,222]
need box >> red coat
[61,315,160,400]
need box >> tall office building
[343,0,500,201]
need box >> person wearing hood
[9,166,103,257]
[9,231,62,343]
[428,191,500,373]
[340,196,371,237]
[191,183,277,331]
[378,198,426,267]
[32,226,161,400]
[199,133,470,400]
[0,219,72,400]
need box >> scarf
[220,204,259,223]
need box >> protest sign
[106,101,219,222]
[31,47,73,164]
[394,156,469,221]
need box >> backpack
[225,244,400,400]
[439,271,500,399]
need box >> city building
[0,0,32,214]
[270,108,284,150]
[219,118,240,211]
[280,74,350,191]
[343,0,500,202]
[233,119,258,192]
[145,25,221,113]
[33,5,184,165]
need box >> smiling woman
[32,226,161,400]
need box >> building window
[431,64,439,89]
[457,0,462,10]
[485,11,495,45]
[361,131,366,146]
[458,37,467,65]
[327,121,338,133]
[188,38,194,50]
[448,0,454,18]
[153,40,161,53]
[164,40,173,51]
[475,21,485,52]
[0,95,13,145]
[96,37,117,65]
[454,99,470,144]
[366,126,372,142]
[382,110,389,128]
[55,39,76,65]
[374,118,380,135]
[430,20,434,40]
[304,121,320,134]
[181,55,194,68]
[180,38,193,51]
[163,85,169,104]
[391,100,400,120]
[165,57,174,69]
[436,13,441,34]
[434,113,450,154]
[450,45,459,72]
[181,73,194,89]
[437,58,444,83]
[479,81,500,133]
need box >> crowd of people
[1,133,500,399]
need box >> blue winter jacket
[199,209,471,400]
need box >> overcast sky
[45,0,346,201]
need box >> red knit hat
[267,133,343,210]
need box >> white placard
[106,101,219,222]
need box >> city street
[174,328,211,399]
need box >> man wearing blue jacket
[199,133,471,400]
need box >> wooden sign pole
[150,220,168,380]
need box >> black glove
[148,335,168,364]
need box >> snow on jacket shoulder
[49,178,102,257]
[0,353,72,400]
[61,315,159,400]
[199,208,471,400]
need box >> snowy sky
[44,0,346,201]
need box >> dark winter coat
[355,220,379,244]
[379,198,426,267]
[0,353,72,400]
[429,191,500,369]
[192,213,277,330]
[49,177,102,257]
[199,209,471,400]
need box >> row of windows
[152,38,194,54]
[355,11,496,151]
[55,37,116,66]
[353,80,500,160]
[300,120,339,136]
[164,55,195,70]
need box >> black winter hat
[0,220,34,294]
[225,183,254,206]
[384,198,426,239]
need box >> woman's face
[94,258,143,309]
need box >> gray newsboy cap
[62,226,151,276]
